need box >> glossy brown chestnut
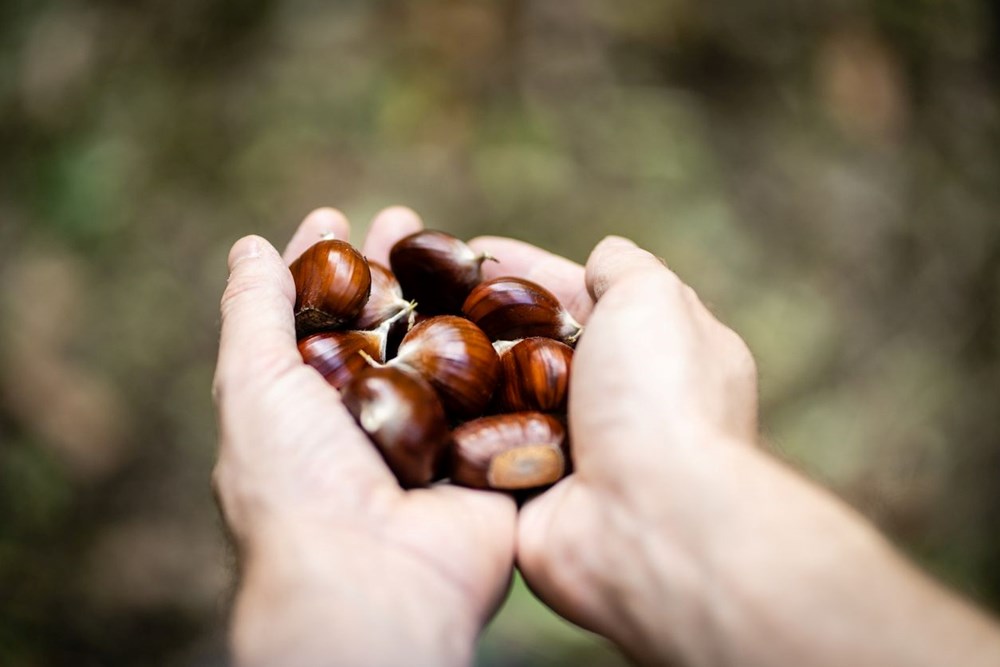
[290,238,372,333]
[389,230,495,315]
[298,330,384,390]
[450,412,567,490]
[462,277,583,345]
[352,261,410,330]
[342,366,450,488]
[298,306,413,390]
[392,315,499,418]
[495,337,573,413]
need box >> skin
[214,207,1000,667]
[214,207,516,667]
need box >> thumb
[215,235,299,396]
[585,235,678,303]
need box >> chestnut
[450,412,567,490]
[389,230,495,315]
[352,261,410,330]
[462,277,583,345]
[298,305,413,390]
[342,366,450,488]
[495,337,573,413]
[290,237,372,334]
[298,330,384,390]
[392,315,499,419]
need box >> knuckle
[220,276,268,318]
[216,346,303,401]
[620,267,685,303]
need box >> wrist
[231,516,481,667]
[579,438,794,665]
[607,440,1000,667]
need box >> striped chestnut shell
[450,412,568,490]
[290,238,372,334]
[391,315,499,419]
[494,337,573,413]
[462,277,583,346]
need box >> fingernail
[305,208,345,238]
[228,236,262,272]
[600,235,637,250]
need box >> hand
[213,208,516,667]
[467,235,1000,667]
[466,234,758,663]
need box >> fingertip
[376,205,423,229]
[282,207,352,264]
[305,207,351,239]
[228,235,263,270]
[229,235,283,271]
[362,206,425,266]
[596,235,638,251]
[585,236,668,301]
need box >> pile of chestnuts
[292,230,583,491]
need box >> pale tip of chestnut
[357,349,379,367]
[561,312,584,344]
[488,444,566,490]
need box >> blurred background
[1,0,999,664]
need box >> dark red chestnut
[298,330,384,390]
[450,412,567,490]
[298,306,413,390]
[391,315,499,418]
[290,238,372,333]
[389,230,496,315]
[342,366,450,488]
[495,337,573,413]
[462,277,583,345]
[353,261,410,330]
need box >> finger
[466,236,593,322]
[282,207,351,265]
[361,206,424,267]
[514,479,609,636]
[585,235,678,302]
[216,235,300,392]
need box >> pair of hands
[213,206,1000,667]
[213,205,756,665]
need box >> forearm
[617,442,1000,667]
[230,520,479,667]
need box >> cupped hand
[213,208,516,667]
[467,234,759,664]
[469,234,1000,667]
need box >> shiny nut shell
[298,330,384,390]
[389,230,493,315]
[342,366,450,488]
[393,315,499,418]
[451,412,567,490]
[291,239,372,333]
[353,261,409,330]
[496,337,573,413]
[462,277,583,345]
